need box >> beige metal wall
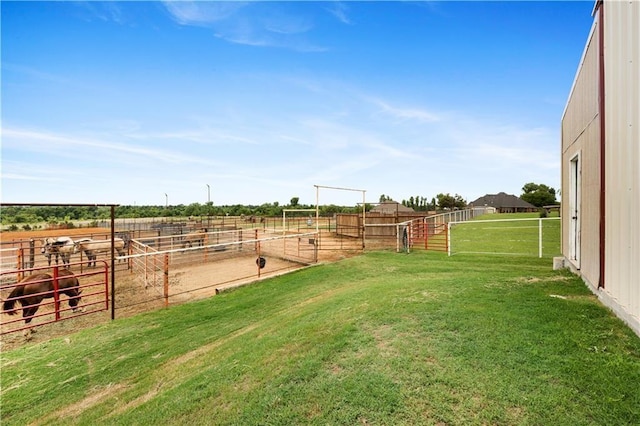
[562,0,640,336]
[603,0,640,329]
[561,17,601,286]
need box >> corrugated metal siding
[562,20,599,142]
[603,0,640,324]
[561,17,601,286]
[577,125,601,283]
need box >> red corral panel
[410,222,448,252]
[0,263,109,336]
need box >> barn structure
[561,0,639,336]
[370,201,416,215]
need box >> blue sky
[1,1,594,207]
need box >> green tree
[520,183,557,207]
[290,197,299,207]
[436,193,467,210]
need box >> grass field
[2,251,639,425]
[450,213,561,257]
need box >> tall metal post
[315,185,320,233]
[111,205,116,320]
[362,190,366,249]
[538,218,543,258]
[53,266,60,321]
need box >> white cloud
[125,129,259,146]
[1,173,50,182]
[326,2,352,25]
[2,128,221,166]
[162,1,326,52]
[73,2,127,25]
[368,98,441,123]
[162,1,248,26]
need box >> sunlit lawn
[450,213,561,257]
[2,251,639,425]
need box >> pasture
[2,251,639,425]
[449,213,561,257]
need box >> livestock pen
[125,228,319,308]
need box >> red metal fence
[409,222,448,252]
[0,262,109,335]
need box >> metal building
[561,0,640,336]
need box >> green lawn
[2,251,639,425]
[450,213,561,257]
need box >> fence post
[257,242,262,278]
[314,232,318,263]
[144,245,149,284]
[53,266,61,321]
[426,223,430,250]
[254,229,259,253]
[164,253,169,307]
[29,238,35,268]
[17,248,24,279]
[204,231,208,262]
[539,218,543,258]
[128,240,132,271]
[104,264,110,311]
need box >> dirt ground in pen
[0,228,110,241]
[0,228,358,351]
[159,254,306,302]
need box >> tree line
[382,182,558,212]
[379,193,467,211]
[2,183,558,230]
[0,200,366,229]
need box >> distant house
[469,192,537,213]
[561,0,639,336]
[370,201,415,215]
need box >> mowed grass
[450,213,561,257]
[2,251,640,425]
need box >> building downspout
[597,0,606,289]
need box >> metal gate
[410,221,448,252]
[0,263,109,335]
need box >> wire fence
[448,217,561,258]
[125,229,318,303]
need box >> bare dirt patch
[1,228,110,243]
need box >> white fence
[447,217,561,258]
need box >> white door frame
[569,153,581,268]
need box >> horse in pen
[74,237,128,267]
[2,269,83,337]
[181,229,208,248]
[41,237,75,266]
